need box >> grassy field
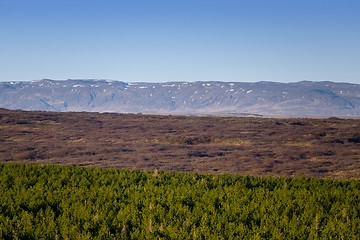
[1,163,359,239]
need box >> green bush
[0,163,359,239]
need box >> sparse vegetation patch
[0,109,359,179]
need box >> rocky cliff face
[1,79,359,116]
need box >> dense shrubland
[0,163,359,239]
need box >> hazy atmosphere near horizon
[0,0,359,84]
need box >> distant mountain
[1,79,360,117]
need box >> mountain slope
[1,79,359,116]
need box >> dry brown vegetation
[0,108,359,179]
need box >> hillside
[1,79,360,116]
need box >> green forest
[0,163,359,239]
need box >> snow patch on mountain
[0,79,359,117]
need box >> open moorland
[0,108,359,179]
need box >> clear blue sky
[0,0,359,83]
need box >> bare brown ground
[0,108,359,179]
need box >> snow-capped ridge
[0,79,359,117]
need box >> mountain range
[1,79,359,117]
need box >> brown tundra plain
[0,108,359,179]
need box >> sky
[0,0,359,84]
